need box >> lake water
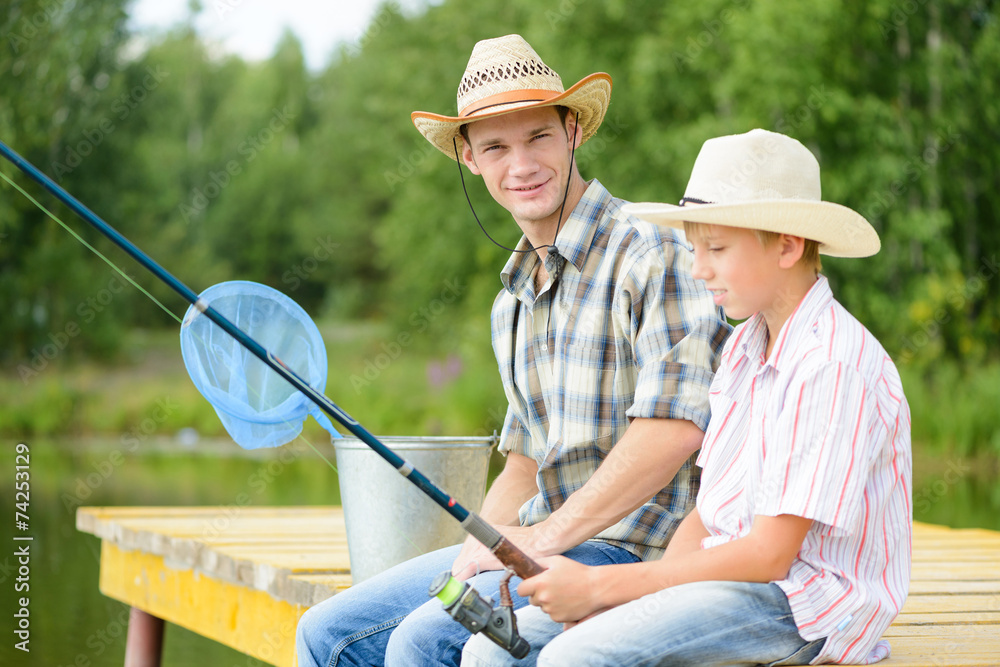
[1,439,997,666]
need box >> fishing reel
[429,570,530,659]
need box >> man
[296,34,729,667]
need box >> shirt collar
[736,275,834,370]
[500,179,610,294]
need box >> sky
[128,0,424,71]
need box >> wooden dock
[76,507,1000,666]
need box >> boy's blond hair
[684,221,822,275]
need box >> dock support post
[124,607,164,667]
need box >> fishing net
[179,280,341,449]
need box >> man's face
[461,106,580,232]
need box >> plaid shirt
[492,180,730,561]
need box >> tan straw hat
[623,129,880,258]
[411,34,612,160]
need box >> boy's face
[689,224,789,321]
[461,106,580,231]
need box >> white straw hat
[622,129,880,258]
[411,34,612,160]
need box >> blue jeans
[295,540,639,667]
[462,581,826,667]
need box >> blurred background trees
[2,0,999,444]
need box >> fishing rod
[0,140,543,590]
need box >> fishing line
[0,164,340,471]
[0,169,179,322]
[1,161,435,557]
[0,160,462,561]
[0,140,543,582]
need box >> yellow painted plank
[907,580,1000,594]
[847,626,1000,666]
[77,507,341,539]
[83,519,346,542]
[101,528,347,544]
[900,594,1000,614]
[911,525,1000,542]
[105,515,345,531]
[99,541,299,667]
[911,561,1000,579]
[911,549,1000,563]
[79,506,353,605]
[863,642,1000,667]
[912,533,1000,543]
[891,611,1000,624]
[910,537,1000,548]
[80,505,338,518]
[78,507,345,539]
[881,624,1000,638]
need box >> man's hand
[451,525,538,580]
[452,533,503,580]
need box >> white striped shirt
[697,276,912,664]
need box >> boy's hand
[517,555,604,623]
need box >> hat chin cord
[452,111,580,257]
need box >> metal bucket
[333,435,496,583]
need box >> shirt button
[541,344,548,351]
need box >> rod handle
[461,512,546,579]
[492,536,546,579]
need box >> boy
[462,129,912,666]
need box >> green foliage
[901,361,1000,458]
[2,0,1000,454]
[1,0,135,362]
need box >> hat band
[460,88,562,117]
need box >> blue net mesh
[179,281,341,449]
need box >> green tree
[1,0,135,367]
[3,0,998,376]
